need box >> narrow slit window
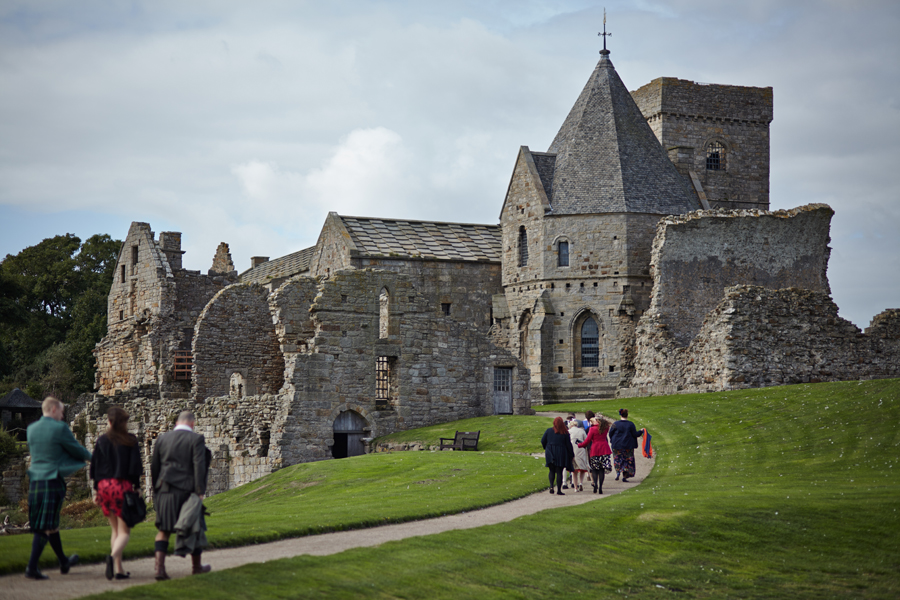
[558,241,569,267]
[376,356,393,409]
[379,288,390,339]
[518,226,528,267]
[441,303,451,316]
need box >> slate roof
[340,216,501,262]
[0,388,41,409]
[545,51,699,216]
[240,246,316,284]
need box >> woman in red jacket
[578,416,612,494]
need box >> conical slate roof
[546,51,699,215]
[0,388,41,409]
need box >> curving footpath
[2,438,652,599]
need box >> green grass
[81,378,900,599]
[375,414,552,454]
[0,451,548,575]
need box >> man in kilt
[25,396,92,580]
[150,410,211,580]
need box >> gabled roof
[545,51,699,216]
[339,216,500,263]
[0,388,41,409]
[240,246,316,284]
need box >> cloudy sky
[1,0,897,328]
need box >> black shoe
[549,487,554,494]
[556,491,564,496]
[562,484,569,489]
[622,477,629,483]
[25,569,49,580]
[115,572,131,580]
[61,554,79,575]
[105,555,114,580]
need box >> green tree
[0,233,120,399]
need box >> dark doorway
[332,411,367,458]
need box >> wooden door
[493,367,513,414]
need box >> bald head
[176,410,196,427]
[42,396,64,420]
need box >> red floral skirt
[96,478,134,518]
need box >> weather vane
[598,8,611,53]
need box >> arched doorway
[332,411,368,458]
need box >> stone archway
[332,410,368,459]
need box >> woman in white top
[567,420,589,491]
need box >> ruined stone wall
[192,283,284,401]
[73,391,288,498]
[95,222,236,398]
[648,204,833,347]
[625,286,900,396]
[278,269,531,464]
[353,257,501,330]
[632,78,773,210]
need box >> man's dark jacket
[150,429,210,494]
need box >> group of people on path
[541,408,644,496]
[23,397,212,582]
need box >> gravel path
[2,421,653,600]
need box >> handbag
[121,490,147,528]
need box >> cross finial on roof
[598,8,612,55]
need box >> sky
[1,0,897,328]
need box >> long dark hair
[552,416,567,435]
[106,406,136,446]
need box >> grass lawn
[0,451,550,575]
[80,378,899,599]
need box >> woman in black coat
[607,408,643,483]
[541,416,575,496]
[90,406,142,580]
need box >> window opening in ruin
[707,141,725,170]
[518,226,528,267]
[131,245,138,275]
[119,310,124,321]
[594,282,598,287]
[120,264,126,283]
[581,318,600,368]
[441,303,451,316]
[375,356,395,409]
[173,351,192,381]
[379,287,390,339]
[609,365,616,373]
[558,366,563,374]
[558,241,569,267]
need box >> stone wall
[95,222,237,398]
[632,78,773,210]
[192,283,284,401]
[625,286,900,396]
[647,204,833,347]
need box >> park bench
[439,430,480,451]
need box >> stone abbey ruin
[71,47,899,495]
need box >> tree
[0,233,121,399]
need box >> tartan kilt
[29,477,67,532]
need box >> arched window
[581,318,599,368]
[558,241,569,267]
[706,141,725,171]
[518,226,528,267]
[379,287,390,339]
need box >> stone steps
[535,380,618,404]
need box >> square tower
[632,78,773,210]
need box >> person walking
[150,410,212,580]
[568,419,589,491]
[608,408,643,483]
[579,416,613,493]
[24,397,92,580]
[90,406,143,580]
[541,417,574,496]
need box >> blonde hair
[42,396,63,415]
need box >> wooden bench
[439,430,480,451]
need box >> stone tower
[495,47,699,402]
[631,78,773,210]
